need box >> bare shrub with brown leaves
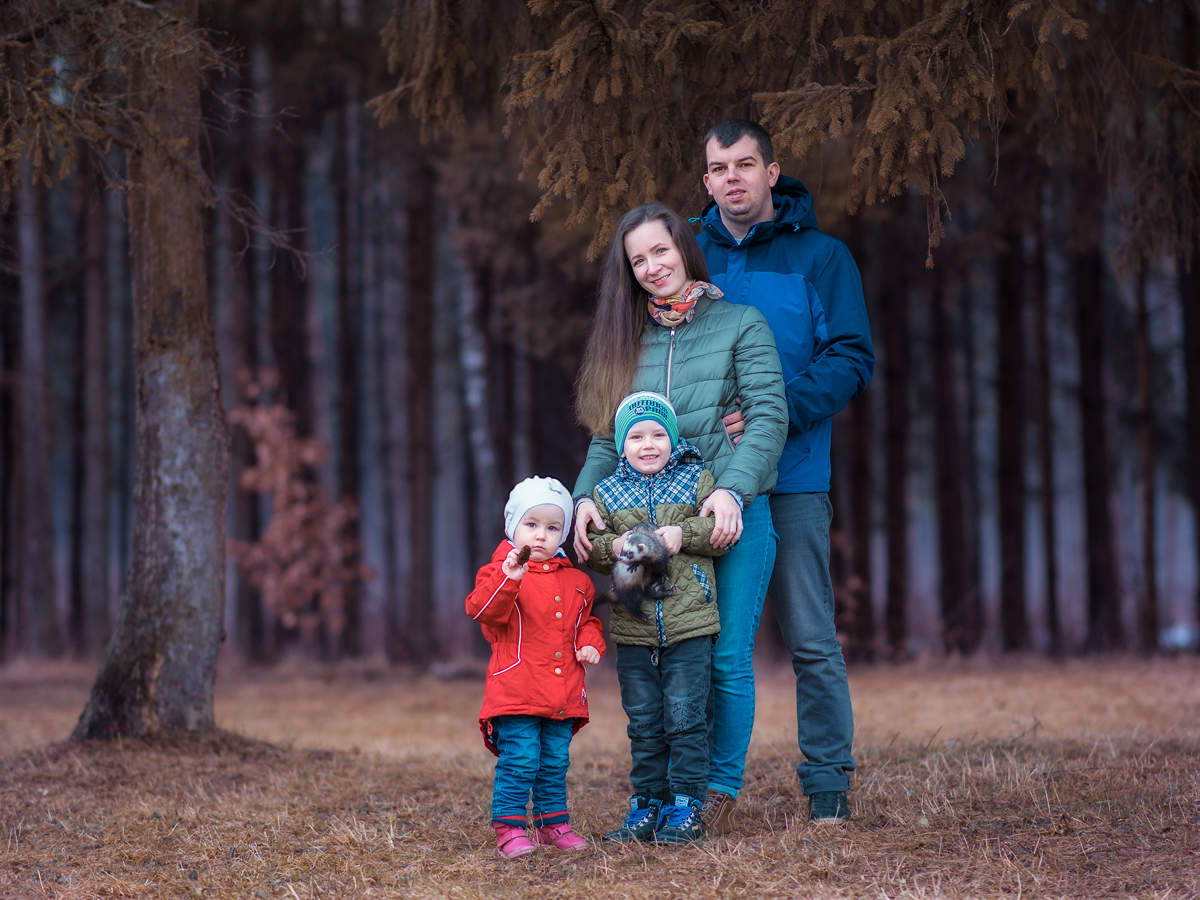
[227,370,374,644]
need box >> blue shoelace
[660,803,698,827]
[626,805,657,827]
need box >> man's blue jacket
[697,175,875,494]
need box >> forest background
[3,0,1200,707]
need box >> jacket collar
[613,439,703,480]
[698,175,817,247]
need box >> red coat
[466,540,606,755]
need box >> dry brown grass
[2,656,1199,898]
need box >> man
[696,119,874,828]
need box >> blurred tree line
[2,0,1198,700]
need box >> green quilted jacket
[586,442,725,647]
[573,296,787,506]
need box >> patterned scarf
[646,280,724,327]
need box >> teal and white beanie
[613,391,679,452]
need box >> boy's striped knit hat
[613,391,679,452]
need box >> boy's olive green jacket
[586,442,726,648]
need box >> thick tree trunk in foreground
[74,0,228,739]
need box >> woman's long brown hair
[574,203,711,436]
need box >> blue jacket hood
[700,176,818,244]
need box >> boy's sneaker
[603,796,662,842]
[808,790,851,823]
[700,789,736,835]
[493,822,536,859]
[534,822,588,850]
[654,794,704,844]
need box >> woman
[571,202,786,835]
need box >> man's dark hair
[703,119,775,166]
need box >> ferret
[608,523,674,619]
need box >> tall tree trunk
[18,152,61,657]
[844,386,875,662]
[77,149,112,655]
[334,87,363,658]
[1134,264,1158,654]
[1185,248,1200,651]
[405,161,437,666]
[460,258,501,588]
[69,173,87,655]
[838,222,876,659]
[264,63,312,658]
[378,147,412,662]
[1,208,17,661]
[1032,186,1061,655]
[267,107,313,436]
[959,270,985,650]
[1180,0,1200,653]
[358,132,393,660]
[73,0,228,738]
[931,266,970,654]
[110,167,136,627]
[995,223,1029,651]
[881,235,909,657]
[1072,179,1121,653]
[224,98,264,662]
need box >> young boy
[585,391,724,844]
[466,475,606,859]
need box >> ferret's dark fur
[607,523,674,619]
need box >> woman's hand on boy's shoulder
[700,489,744,548]
[572,499,605,559]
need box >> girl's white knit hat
[503,476,574,542]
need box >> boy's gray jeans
[615,634,712,805]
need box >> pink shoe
[494,823,536,859]
[534,822,588,850]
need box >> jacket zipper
[644,473,668,646]
[665,327,676,399]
